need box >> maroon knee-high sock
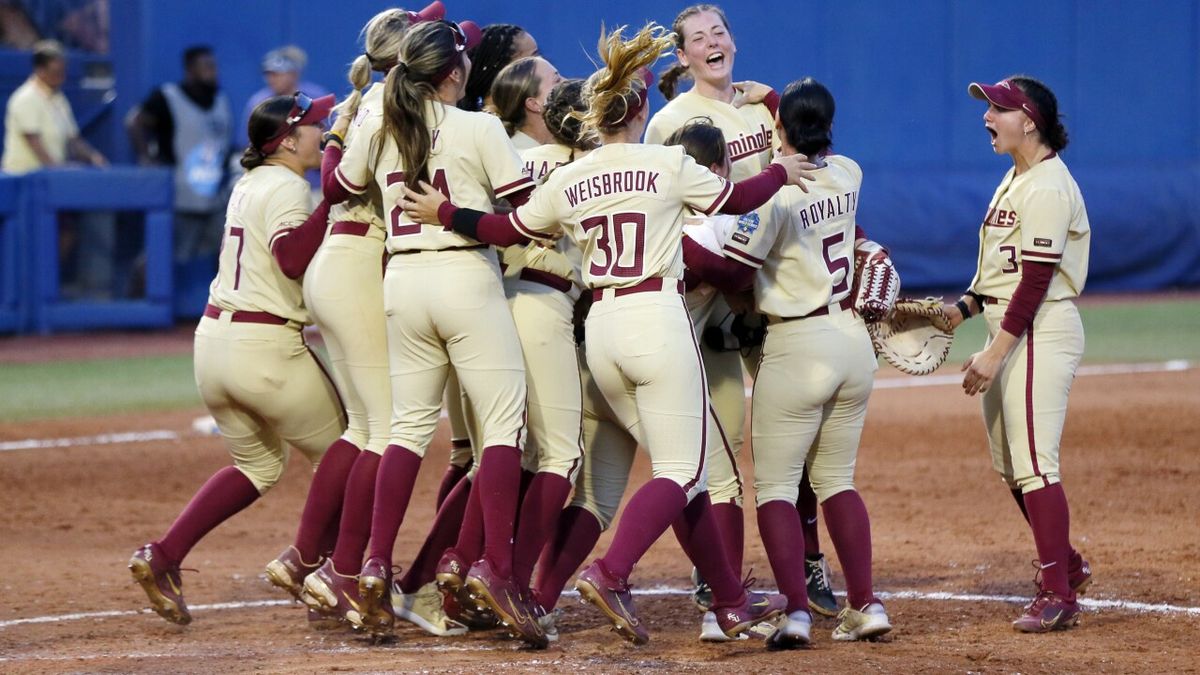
[512,472,573,588]
[1012,487,1082,571]
[293,439,360,561]
[366,444,423,566]
[758,499,809,613]
[436,450,472,510]
[533,505,602,611]
[398,476,472,593]
[712,502,745,574]
[1023,483,1074,597]
[475,445,523,578]
[603,477,687,580]
[454,478,485,561]
[672,493,745,608]
[157,466,260,565]
[330,451,380,573]
[317,503,342,560]
[797,468,821,555]
[822,489,875,609]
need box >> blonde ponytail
[577,23,674,133]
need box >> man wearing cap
[240,46,329,193]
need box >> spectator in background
[2,39,113,299]
[127,44,232,266]
[239,45,329,194]
[2,39,106,172]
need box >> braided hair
[459,23,526,111]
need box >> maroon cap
[407,1,445,23]
[456,20,482,51]
[260,93,335,153]
[968,79,1046,131]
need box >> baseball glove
[852,240,900,323]
[867,297,954,376]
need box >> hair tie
[394,61,409,75]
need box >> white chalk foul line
[1,586,1196,631]
[1,360,1192,454]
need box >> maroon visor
[968,79,1046,132]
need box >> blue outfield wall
[99,0,1200,290]
[0,0,1197,331]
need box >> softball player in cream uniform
[401,25,812,643]
[331,20,545,646]
[131,93,344,625]
[945,76,1091,633]
[722,78,890,646]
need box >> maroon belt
[982,295,1000,305]
[519,268,573,294]
[330,221,371,237]
[392,244,488,255]
[592,278,685,302]
[204,303,289,325]
[772,296,854,323]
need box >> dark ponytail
[382,21,458,185]
[242,95,296,169]
[777,77,835,157]
[459,23,525,111]
[658,63,691,101]
[1009,75,1069,152]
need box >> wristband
[322,130,344,149]
[955,299,972,319]
[966,290,986,309]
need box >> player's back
[537,143,729,289]
[208,165,311,323]
[754,154,862,318]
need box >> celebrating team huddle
[128,0,1094,652]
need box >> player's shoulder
[257,165,311,200]
[647,92,702,135]
[521,142,572,163]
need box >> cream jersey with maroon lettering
[723,155,861,318]
[328,82,386,242]
[645,88,775,182]
[510,143,732,289]
[208,165,313,323]
[969,154,1090,301]
[502,141,581,284]
[335,100,534,252]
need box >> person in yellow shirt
[129,92,344,625]
[943,75,1092,633]
[2,40,106,173]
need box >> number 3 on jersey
[388,169,451,237]
[580,212,646,278]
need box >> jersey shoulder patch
[736,211,760,235]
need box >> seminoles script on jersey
[511,143,733,289]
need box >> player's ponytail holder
[394,61,410,77]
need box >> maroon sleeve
[762,89,780,117]
[1000,260,1054,336]
[505,183,534,207]
[718,163,787,215]
[682,236,756,293]
[271,200,331,279]
[436,201,532,247]
[321,145,352,204]
[855,224,867,241]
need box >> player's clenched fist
[771,152,818,192]
[401,182,448,225]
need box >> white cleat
[832,602,892,641]
[767,610,813,649]
[392,581,469,637]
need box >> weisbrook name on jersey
[565,170,661,207]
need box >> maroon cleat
[301,559,369,630]
[575,560,649,645]
[1013,590,1081,633]
[713,591,787,639]
[443,584,498,629]
[129,543,192,625]
[435,549,470,595]
[1069,559,1093,596]
[358,557,396,636]
[265,545,320,601]
[465,558,547,648]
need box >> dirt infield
[2,365,1198,673]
